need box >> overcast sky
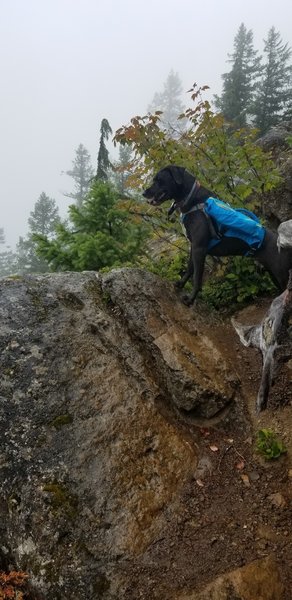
[1,0,292,248]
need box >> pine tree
[215,23,262,127]
[16,193,60,274]
[112,144,133,196]
[148,70,185,134]
[253,27,292,133]
[0,249,18,276]
[28,192,60,236]
[34,181,149,272]
[0,229,18,276]
[65,143,94,207]
[96,118,112,181]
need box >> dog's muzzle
[143,190,167,205]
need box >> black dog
[143,165,292,305]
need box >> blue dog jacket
[204,198,265,254]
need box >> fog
[1,0,291,248]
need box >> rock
[267,492,287,508]
[0,270,238,599]
[257,122,292,152]
[177,555,284,600]
[102,268,236,416]
[194,456,213,481]
[257,122,292,224]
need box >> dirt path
[121,298,292,599]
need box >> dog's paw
[182,294,194,307]
[174,279,185,290]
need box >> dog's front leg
[174,249,193,289]
[182,246,207,306]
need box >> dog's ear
[165,166,185,186]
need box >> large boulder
[257,121,292,224]
[0,269,237,599]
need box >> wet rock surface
[0,270,291,599]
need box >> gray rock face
[257,122,292,224]
[0,270,237,599]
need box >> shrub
[256,429,287,459]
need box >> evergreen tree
[28,192,60,236]
[215,23,262,127]
[112,144,133,196]
[65,143,94,207]
[148,70,185,134]
[96,118,112,181]
[34,180,149,272]
[253,27,292,133]
[0,229,18,276]
[0,249,18,276]
[16,193,60,274]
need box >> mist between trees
[1,23,291,307]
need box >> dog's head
[142,165,190,205]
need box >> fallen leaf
[209,445,219,452]
[241,473,250,487]
[196,479,204,487]
[235,460,245,471]
[200,428,210,437]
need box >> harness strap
[183,181,198,206]
[180,203,220,241]
[168,181,201,217]
[180,203,205,219]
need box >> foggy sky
[1,0,292,248]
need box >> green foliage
[114,84,281,308]
[28,192,60,235]
[256,429,287,460]
[145,251,188,283]
[96,118,113,181]
[253,27,292,134]
[112,144,134,196]
[201,256,276,309]
[15,193,60,275]
[114,84,281,205]
[34,180,150,272]
[214,23,262,127]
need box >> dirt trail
[122,298,292,600]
